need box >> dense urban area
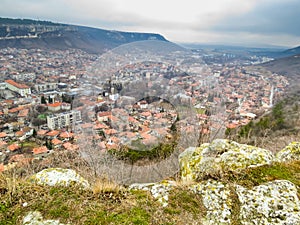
[0,46,289,171]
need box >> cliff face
[1,139,300,224]
[0,18,168,54]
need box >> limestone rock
[276,142,300,162]
[179,139,274,181]
[129,180,176,207]
[23,211,65,225]
[30,168,90,189]
[236,180,300,225]
[191,180,233,225]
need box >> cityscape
[0,44,289,171]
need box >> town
[0,46,289,171]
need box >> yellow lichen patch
[276,142,300,162]
[179,139,274,181]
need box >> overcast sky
[1,0,300,47]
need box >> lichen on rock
[129,180,176,207]
[191,179,233,225]
[179,139,274,181]
[236,180,300,225]
[23,211,66,225]
[30,168,90,189]
[276,141,300,162]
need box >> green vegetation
[225,96,300,150]
[0,171,206,225]
[237,101,287,139]
[223,161,300,191]
[38,114,47,120]
[109,140,177,164]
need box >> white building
[12,73,36,82]
[47,110,82,130]
[35,83,58,92]
[5,79,31,97]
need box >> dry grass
[92,176,124,194]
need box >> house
[0,132,7,140]
[46,130,60,139]
[97,111,111,122]
[7,143,21,152]
[51,138,62,149]
[17,108,29,124]
[47,102,62,112]
[62,142,79,151]
[37,129,48,139]
[32,146,49,157]
[59,131,74,141]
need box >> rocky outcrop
[23,211,65,225]
[129,180,176,207]
[236,180,300,225]
[191,180,233,225]
[276,141,300,162]
[30,168,90,189]
[179,139,274,181]
[21,140,300,224]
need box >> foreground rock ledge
[179,139,274,181]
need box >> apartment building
[47,110,81,130]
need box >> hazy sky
[1,0,300,47]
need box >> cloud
[0,0,299,47]
[212,0,300,36]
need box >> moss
[225,161,300,191]
[167,187,206,219]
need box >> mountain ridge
[0,17,169,54]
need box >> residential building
[34,83,58,92]
[11,73,36,82]
[47,110,82,130]
[5,79,31,97]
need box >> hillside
[0,17,168,54]
[261,54,300,84]
[226,92,300,151]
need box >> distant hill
[0,17,168,54]
[267,45,300,58]
[282,46,300,56]
[261,54,300,82]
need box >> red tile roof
[8,143,20,151]
[51,138,62,145]
[32,146,49,155]
[63,142,79,151]
[18,109,29,117]
[5,79,29,89]
[59,131,74,139]
[47,102,62,108]
[37,130,48,136]
[15,131,25,137]
[97,111,111,117]
[0,132,7,138]
[46,130,60,137]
